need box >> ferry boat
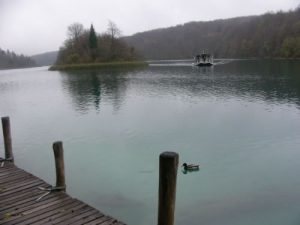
[193,53,213,66]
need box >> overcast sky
[0,0,298,55]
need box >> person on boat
[202,54,206,62]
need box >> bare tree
[106,21,122,59]
[107,20,121,39]
[67,23,84,42]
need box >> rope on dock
[36,185,66,201]
[0,157,13,167]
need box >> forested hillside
[0,48,36,69]
[124,7,300,59]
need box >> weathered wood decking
[0,162,126,225]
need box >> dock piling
[53,141,66,191]
[1,116,14,162]
[158,151,179,225]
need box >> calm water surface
[1,60,300,225]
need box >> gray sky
[0,0,298,55]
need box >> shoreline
[48,61,148,71]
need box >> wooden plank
[0,168,22,177]
[99,218,119,225]
[0,190,46,210]
[0,192,39,206]
[0,180,44,197]
[1,177,44,190]
[20,201,82,225]
[0,164,15,170]
[40,204,93,224]
[0,181,44,201]
[0,164,126,225]
[0,171,29,181]
[0,173,29,183]
[79,215,111,225]
[0,168,33,176]
[0,166,23,171]
[3,198,76,225]
[0,186,58,209]
[30,201,85,225]
[31,202,88,225]
[55,209,100,225]
[0,167,19,174]
[0,195,70,223]
[0,177,42,192]
[1,175,39,187]
[0,190,59,214]
[0,183,47,202]
[71,214,107,225]
[0,176,39,188]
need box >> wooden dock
[1,116,179,225]
[0,162,126,225]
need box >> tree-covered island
[49,21,147,70]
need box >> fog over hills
[31,51,58,66]
[30,7,300,62]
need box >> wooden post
[53,141,66,190]
[1,117,14,162]
[158,152,179,225]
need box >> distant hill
[0,48,36,69]
[31,51,58,66]
[124,7,300,59]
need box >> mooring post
[53,141,66,191]
[1,117,14,162]
[158,151,179,225]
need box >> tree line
[0,48,36,69]
[124,7,300,59]
[56,21,139,65]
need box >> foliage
[56,22,139,65]
[124,7,300,59]
[281,37,300,58]
[0,48,36,69]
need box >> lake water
[1,60,300,225]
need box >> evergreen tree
[89,24,98,61]
[89,24,98,49]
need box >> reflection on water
[60,60,300,113]
[177,189,300,225]
[60,69,134,113]
[212,60,300,106]
[1,60,300,225]
[181,169,200,175]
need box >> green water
[1,60,300,225]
